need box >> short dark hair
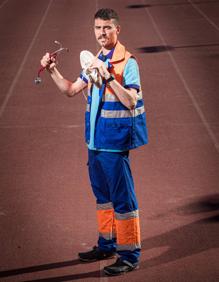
[94,8,119,24]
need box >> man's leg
[97,151,141,274]
[78,150,116,262]
[97,151,141,262]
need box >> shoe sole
[104,265,139,276]
[79,254,116,263]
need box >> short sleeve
[80,70,89,84]
[123,58,140,92]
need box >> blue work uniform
[80,45,147,264]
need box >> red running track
[0,0,219,281]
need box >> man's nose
[100,28,106,35]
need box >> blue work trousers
[88,149,141,264]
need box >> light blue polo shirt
[80,52,141,151]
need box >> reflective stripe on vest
[101,105,145,118]
[103,91,143,102]
[86,103,90,112]
[86,99,144,114]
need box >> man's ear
[116,25,121,34]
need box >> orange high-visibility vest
[85,41,148,150]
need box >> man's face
[94,18,120,49]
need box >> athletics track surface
[0,0,219,281]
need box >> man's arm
[40,53,87,97]
[105,80,137,110]
[90,58,137,109]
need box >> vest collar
[110,41,126,63]
[97,41,126,64]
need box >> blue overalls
[80,41,148,264]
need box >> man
[41,8,148,276]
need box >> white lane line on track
[0,0,9,9]
[142,1,219,153]
[0,0,54,119]
[188,0,219,32]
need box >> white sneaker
[80,50,102,88]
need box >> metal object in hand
[34,40,69,85]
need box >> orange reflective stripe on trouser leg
[96,205,116,240]
[115,210,141,251]
[112,216,117,237]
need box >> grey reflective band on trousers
[117,243,141,251]
[115,210,139,220]
[101,106,145,118]
[96,202,113,210]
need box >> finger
[49,62,56,69]
[40,53,50,67]
[90,59,102,68]
[50,56,56,62]
[40,58,47,67]
[89,66,99,71]
[45,52,50,61]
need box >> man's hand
[40,52,57,72]
[89,58,110,80]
